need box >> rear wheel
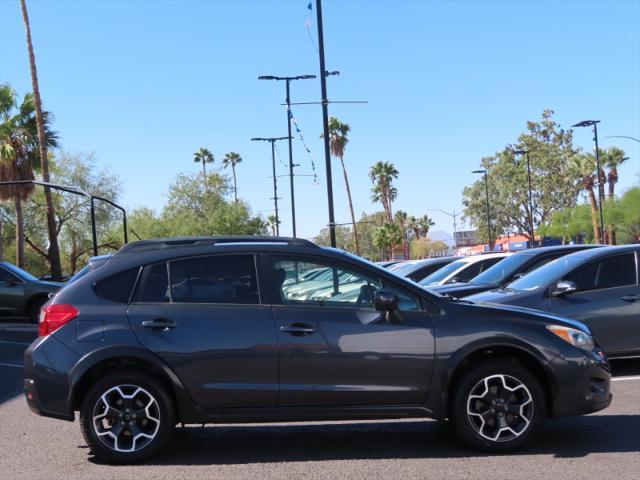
[79,370,175,464]
[451,358,546,452]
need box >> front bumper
[23,335,79,421]
[549,346,612,418]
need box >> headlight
[546,325,595,351]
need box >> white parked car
[418,252,510,287]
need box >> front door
[128,254,278,408]
[0,267,25,316]
[548,251,640,357]
[268,254,435,407]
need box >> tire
[27,297,47,323]
[79,370,175,464]
[451,358,546,452]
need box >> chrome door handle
[621,294,640,303]
[142,318,177,331]
[280,324,315,335]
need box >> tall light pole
[251,136,290,236]
[573,120,604,243]
[512,149,535,247]
[472,169,493,250]
[315,0,337,248]
[426,208,458,249]
[258,74,316,238]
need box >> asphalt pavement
[1,324,638,480]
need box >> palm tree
[0,84,58,267]
[395,210,408,240]
[418,214,435,239]
[572,154,600,244]
[266,214,279,236]
[326,117,360,255]
[603,147,628,244]
[369,161,399,222]
[222,151,242,204]
[193,147,214,192]
[373,222,402,261]
[407,215,420,239]
[19,0,63,279]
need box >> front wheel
[451,358,546,452]
[79,370,175,464]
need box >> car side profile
[0,261,63,322]
[466,245,640,359]
[419,252,509,287]
[24,237,611,464]
[432,245,601,298]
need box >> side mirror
[374,289,399,312]
[551,280,577,297]
[5,278,17,287]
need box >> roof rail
[115,236,318,255]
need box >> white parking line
[0,362,23,368]
[612,376,640,382]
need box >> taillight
[38,304,78,336]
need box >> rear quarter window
[94,268,140,303]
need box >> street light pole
[513,149,535,247]
[251,136,290,237]
[316,0,337,248]
[258,74,316,238]
[472,169,492,250]
[426,208,458,249]
[573,120,605,243]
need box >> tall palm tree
[326,117,360,255]
[19,0,62,279]
[407,215,420,239]
[0,84,58,267]
[418,214,436,239]
[603,146,628,245]
[373,222,402,261]
[266,214,279,236]
[222,151,242,204]
[193,147,214,193]
[369,161,399,222]
[395,210,408,240]
[572,154,600,244]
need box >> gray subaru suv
[24,236,611,464]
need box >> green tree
[373,222,402,261]
[571,153,601,243]
[193,147,214,193]
[326,117,360,256]
[407,215,421,239]
[0,84,58,267]
[266,214,279,236]
[602,146,628,244]
[418,214,436,239]
[369,161,398,222]
[222,151,242,204]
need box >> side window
[566,253,637,292]
[521,253,564,275]
[0,267,21,283]
[169,255,259,304]
[452,262,483,283]
[274,257,382,308]
[133,263,170,303]
[95,268,139,303]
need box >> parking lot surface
[1,325,638,480]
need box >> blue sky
[1,0,639,240]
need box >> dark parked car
[25,236,611,464]
[389,256,459,282]
[433,245,601,298]
[466,245,640,359]
[0,261,62,322]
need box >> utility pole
[473,169,493,250]
[258,74,316,238]
[251,136,290,236]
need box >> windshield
[507,254,587,291]
[470,253,532,284]
[389,261,421,276]
[3,263,39,282]
[419,259,468,285]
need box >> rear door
[268,254,435,407]
[128,254,278,408]
[548,251,640,357]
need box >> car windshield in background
[470,253,532,285]
[419,259,467,285]
[507,255,586,291]
[390,262,420,276]
[3,262,39,282]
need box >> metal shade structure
[0,180,127,257]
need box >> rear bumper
[549,346,612,418]
[23,335,79,421]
